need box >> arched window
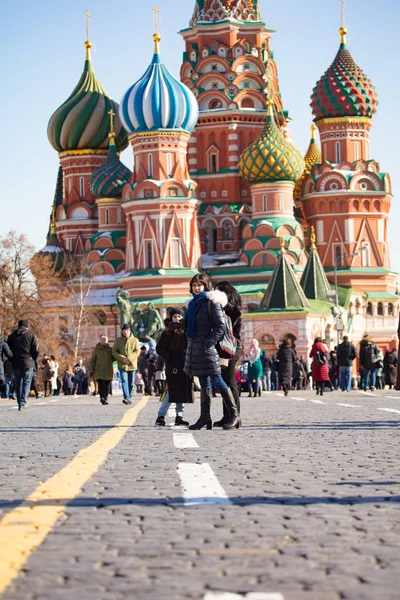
[335,141,341,163]
[80,177,85,197]
[242,98,254,109]
[105,208,109,225]
[166,153,172,177]
[366,302,373,316]
[222,221,233,240]
[354,141,359,161]
[148,154,153,178]
[377,302,384,316]
[361,243,370,267]
[388,303,394,316]
[335,245,342,267]
[210,100,223,110]
[145,241,153,269]
[210,153,217,173]
[278,194,283,211]
[263,194,267,212]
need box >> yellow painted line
[0,395,149,596]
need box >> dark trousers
[141,371,152,395]
[221,353,240,413]
[13,368,34,407]
[97,379,111,401]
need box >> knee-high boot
[222,388,240,430]
[189,388,212,430]
[213,397,229,427]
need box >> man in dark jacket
[7,320,39,410]
[359,334,379,391]
[337,336,357,392]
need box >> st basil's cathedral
[42,0,399,358]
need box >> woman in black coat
[155,307,193,427]
[277,338,297,396]
[383,348,397,389]
[0,337,13,391]
[213,281,242,428]
[184,273,239,430]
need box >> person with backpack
[337,336,357,392]
[359,335,379,391]
[277,338,297,396]
[212,281,242,428]
[184,273,239,431]
[310,337,330,396]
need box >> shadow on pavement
[0,495,399,510]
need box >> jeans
[119,369,136,400]
[363,368,376,390]
[271,371,279,390]
[248,377,260,392]
[73,380,83,395]
[13,368,34,407]
[4,377,14,398]
[262,371,271,391]
[340,366,352,391]
[158,391,184,417]
[199,374,228,392]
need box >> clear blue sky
[1,0,399,272]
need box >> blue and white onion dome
[119,33,199,134]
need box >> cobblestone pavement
[0,388,399,600]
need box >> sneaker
[371,386,376,391]
[175,416,189,427]
[122,398,132,405]
[155,416,165,426]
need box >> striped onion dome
[89,135,132,198]
[239,102,305,183]
[119,34,199,134]
[311,29,378,121]
[47,42,128,153]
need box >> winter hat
[121,323,131,331]
[169,307,184,319]
[18,319,28,328]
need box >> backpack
[208,302,237,358]
[314,350,327,367]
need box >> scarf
[248,346,260,364]
[186,291,207,339]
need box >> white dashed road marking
[291,396,306,401]
[173,433,199,448]
[310,399,327,404]
[337,403,362,408]
[376,408,400,415]
[204,592,285,599]
[177,462,232,506]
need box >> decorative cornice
[129,130,191,141]
[316,116,372,126]
[59,149,108,158]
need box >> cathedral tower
[47,27,127,256]
[118,24,201,300]
[180,0,288,258]
[300,26,394,293]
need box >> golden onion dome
[294,124,322,200]
[239,102,305,184]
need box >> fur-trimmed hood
[185,290,228,308]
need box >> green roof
[366,291,399,299]
[198,203,247,216]
[261,251,309,310]
[301,246,331,300]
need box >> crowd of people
[0,280,398,417]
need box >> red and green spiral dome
[311,30,378,121]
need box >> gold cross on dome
[152,5,160,34]
[108,109,115,135]
[84,8,91,40]
[340,0,346,28]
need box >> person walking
[154,355,166,396]
[337,336,357,392]
[261,352,272,392]
[134,371,144,394]
[213,281,242,428]
[89,335,114,405]
[0,335,13,400]
[383,348,397,390]
[138,346,152,395]
[310,337,330,396]
[271,353,279,391]
[3,358,15,399]
[277,338,297,396]
[72,359,86,395]
[62,366,74,395]
[155,307,192,427]
[329,349,339,390]
[112,324,140,404]
[247,339,263,397]
[292,357,306,390]
[49,354,59,396]
[184,273,239,431]
[359,335,379,391]
[7,319,39,410]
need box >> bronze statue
[116,289,132,329]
